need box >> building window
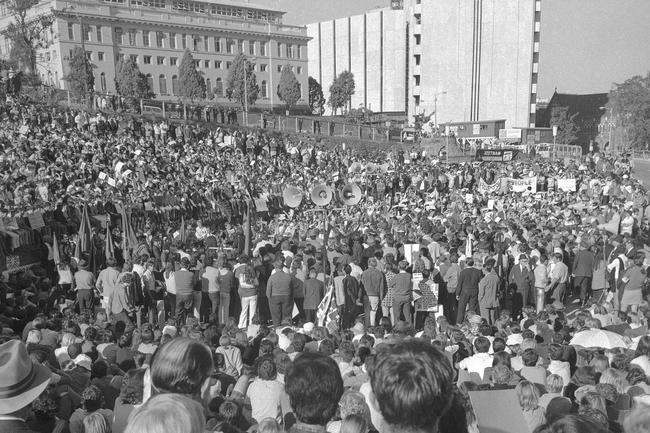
[100,72,106,92]
[260,42,267,56]
[194,59,200,68]
[296,45,302,59]
[214,37,221,53]
[249,41,255,55]
[215,77,223,97]
[159,74,167,95]
[277,43,283,57]
[157,56,165,65]
[226,39,234,54]
[204,60,209,68]
[143,30,149,47]
[204,36,209,52]
[206,78,211,94]
[170,57,177,66]
[169,32,176,49]
[128,29,136,46]
[171,75,179,95]
[156,31,165,48]
[85,51,92,60]
[146,74,153,92]
[260,64,267,72]
[96,26,102,42]
[287,44,294,58]
[144,55,151,64]
[130,54,138,63]
[82,24,91,41]
[297,82,302,99]
[214,60,221,69]
[181,33,187,49]
[98,52,104,61]
[261,80,267,98]
[68,22,74,40]
[114,27,123,44]
[237,40,244,53]
[226,61,231,69]
[277,65,282,73]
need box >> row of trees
[308,71,356,116]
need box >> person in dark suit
[456,258,483,324]
[572,243,595,305]
[509,254,534,319]
[0,340,52,433]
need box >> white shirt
[547,360,571,390]
[458,352,493,379]
[631,355,650,376]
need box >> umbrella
[52,233,61,264]
[105,215,115,261]
[570,329,630,349]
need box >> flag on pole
[316,282,339,333]
[52,233,61,265]
[180,216,187,245]
[119,206,137,261]
[74,205,93,259]
[105,215,115,261]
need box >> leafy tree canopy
[606,72,650,150]
[178,49,206,101]
[549,105,580,145]
[308,76,326,115]
[277,64,300,113]
[225,53,259,109]
[115,57,153,107]
[64,46,94,100]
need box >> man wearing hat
[0,340,52,433]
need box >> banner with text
[475,149,519,162]
[508,177,538,193]
[478,178,503,195]
[557,178,577,192]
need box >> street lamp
[434,90,447,129]
[243,55,256,127]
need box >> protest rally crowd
[2,95,650,433]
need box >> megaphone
[366,163,377,174]
[310,184,333,207]
[340,183,362,206]
[282,186,303,208]
[349,162,363,173]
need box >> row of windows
[100,0,282,23]
[66,23,303,59]
[83,50,303,75]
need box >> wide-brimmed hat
[0,340,52,414]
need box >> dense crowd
[1,97,650,433]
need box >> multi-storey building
[0,0,310,109]
[308,0,540,127]
[307,7,407,114]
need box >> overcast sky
[255,0,650,99]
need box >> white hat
[506,333,524,346]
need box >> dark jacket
[572,250,595,277]
[0,420,39,433]
[457,267,483,296]
[509,264,534,292]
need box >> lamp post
[434,90,447,129]
[243,55,256,127]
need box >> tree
[308,76,326,115]
[115,57,153,108]
[549,105,579,145]
[277,64,300,115]
[64,46,94,102]
[328,70,355,115]
[5,0,53,76]
[225,53,259,109]
[605,72,650,150]
[178,49,205,102]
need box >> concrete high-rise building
[0,0,310,109]
[308,0,540,127]
[405,0,541,128]
[307,8,407,114]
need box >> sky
[253,0,650,100]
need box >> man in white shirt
[546,253,568,304]
[458,336,493,380]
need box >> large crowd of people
[1,96,650,433]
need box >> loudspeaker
[282,186,303,208]
[340,183,362,206]
[310,184,333,207]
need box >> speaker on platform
[282,186,303,208]
[340,183,362,206]
[310,184,333,207]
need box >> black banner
[475,149,519,162]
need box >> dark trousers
[574,276,592,302]
[269,295,292,326]
[166,293,176,321]
[304,309,317,324]
[444,292,458,325]
[456,291,478,324]
[393,297,412,324]
[77,289,93,314]
[256,295,272,325]
[521,285,535,308]
[293,297,304,324]
[175,293,193,325]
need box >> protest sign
[475,149,518,162]
[557,178,576,192]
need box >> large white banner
[508,177,537,193]
[557,178,577,192]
